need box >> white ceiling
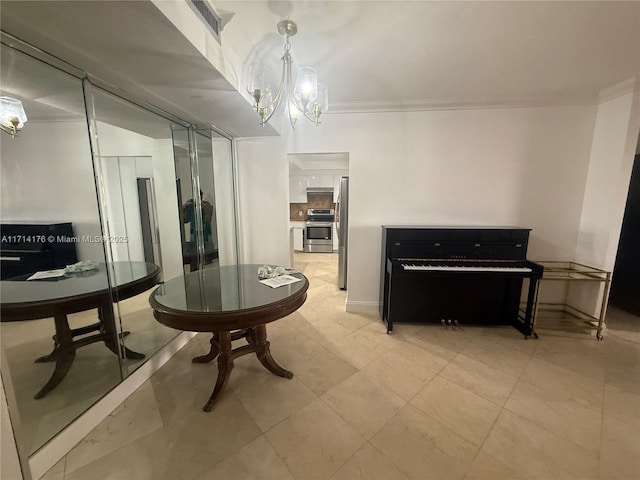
[217,0,640,110]
[1,1,639,136]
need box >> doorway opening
[287,152,349,291]
[608,150,640,335]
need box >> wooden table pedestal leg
[254,325,293,379]
[203,331,233,412]
[199,326,293,412]
[193,334,220,363]
[33,315,76,399]
[100,305,145,360]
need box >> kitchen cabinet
[289,175,307,203]
[319,175,333,187]
[306,175,333,188]
[306,175,320,187]
[333,175,343,202]
[293,227,304,251]
[290,175,335,202]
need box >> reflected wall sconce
[0,96,27,138]
[247,19,328,129]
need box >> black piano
[1,222,78,280]
[380,226,543,337]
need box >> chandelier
[0,96,27,138]
[248,20,328,128]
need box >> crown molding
[327,94,603,114]
[598,77,637,103]
[327,79,640,114]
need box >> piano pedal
[440,319,461,329]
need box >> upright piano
[380,226,543,336]
[0,222,78,280]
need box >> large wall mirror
[86,83,186,379]
[172,126,238,271]
[0,34,238,467]
[0,39,128,456]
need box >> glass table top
[151,264,308,314]
[0,261,159,305]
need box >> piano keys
[400,263,533,273]
[380,226,543,336]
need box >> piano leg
[522,277,541,339]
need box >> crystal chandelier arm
[0,122,18,137]
[303,110,321,125]
[259,66,286,125]
[286,65,306,114]
[257,61,286,111]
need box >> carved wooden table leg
[34,315,76,399]
[198,326,293,411]
[254,324,293,379]
[36,322,106,363]
[34,338,61,363]
[203,331,234,412]
[100,305,145,360]
[246,327,257,345]
[193,333,220,363]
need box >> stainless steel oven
[304,209,334,253]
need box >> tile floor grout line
[30,252,640,479]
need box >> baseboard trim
[28,331,196,480]
[345,300,380,314]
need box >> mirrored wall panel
[87,84,185,378]
[172,126,237,272]
[0,34,239,468]
[0,41,122,455]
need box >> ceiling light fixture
[0,96,27,138]
[248,19,328,129]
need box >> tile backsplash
[290,193,335,220]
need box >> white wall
[571,88,640,314]
[236,137,291,266]
[237,105,598,311]
[575,90,640,269]
[0,122,105,262]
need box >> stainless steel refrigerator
[337,176,349,290]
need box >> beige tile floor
[40,253,640,480]
[2,286,180,454]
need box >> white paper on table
[27,269,67,281]
[259,275,302,288]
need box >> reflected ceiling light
[248,20,328,129]
[0,96,27,138]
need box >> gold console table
[532,261,611,340]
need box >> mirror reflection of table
[182,241,218,272]
[149,264,308,411]
[0,261,161,399]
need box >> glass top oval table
[1,261,161,398]
[149,264,309,412]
